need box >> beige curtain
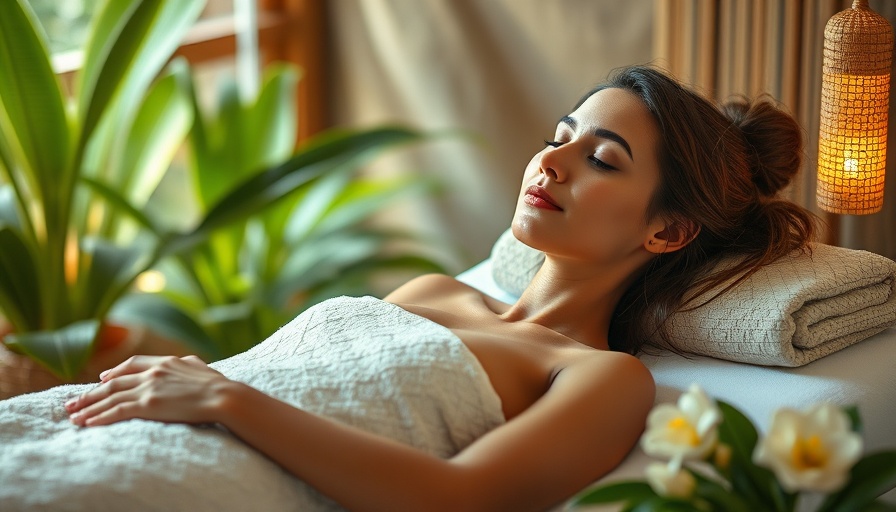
[653,0,896,259]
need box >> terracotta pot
[0,323,144,400]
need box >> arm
[66,352,653,512]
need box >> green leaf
[77,0,204,148]
[111,294,224,361]
[860,500,896,512]
[313,175,436,238]
[117,70,192,206]
[571,481,658,506]
[244,64,299,170]
[0,0,70,204]
[283,166,355,245]
[170,59,215,209]
[0,225,41,331]
[820,451,896,512]
[629,498,697,512]
[4,320,100,380]
[717,400,788,509]
[79,176,162,235]
[191,127,426,238]
[0,184,23,233]
[691,469,754,512]
[198,79,245,206]
[843,404,862,434]
[77,237,152,321]
[717,401,760,460]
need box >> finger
[180,355,207,367]
[100,355,179,382]
[81,400,143,428]
[70,383,145,427]
[65,373,143,414]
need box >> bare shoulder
[546,350,655,439]
[384,273,476,303]
[555,350,654,406]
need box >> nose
[538,145,567,183]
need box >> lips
[524,185,562,211]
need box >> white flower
[753,403,863,493]
[645,461,696,499]
[641,384,722,461]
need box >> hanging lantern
[817,0,893,215]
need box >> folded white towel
[0,296,505,511]
[491,229,896,367]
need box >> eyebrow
[559,115,634,161]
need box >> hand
[64,355,233,427]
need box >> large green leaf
[191,127,425,237]
[198,79,245,206]
[170,59,214,207]
[314,175,436,237]
[282,166,356,245]
[4,320,100,380]
[117,71,192,206]
[0,226,41,331]
[77,0,204,149]
[244,65,299,170]
[0,0,70,206]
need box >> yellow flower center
[666,416,700,446]
[791,435,828,470]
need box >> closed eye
[544,140,618,171]
[589,156,617,171]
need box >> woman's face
[512,87,664,264]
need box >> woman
[63,66,816,511]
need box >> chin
[510,217,550,251]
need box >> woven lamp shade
[817,0,894,215]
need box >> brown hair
[587,66,818,354]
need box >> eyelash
[542,140,617,171]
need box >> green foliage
[0,0,439,379]
[0,0,204,379]
[111,62,446,360]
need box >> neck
[499,255,647,350]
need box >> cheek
[580,187,652,240]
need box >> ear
[644,218,700,254]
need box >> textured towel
[491,228,896,367]
[0,296,505,511]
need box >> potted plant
[0,0,429,395]
[0,0,205,390]
[112,60,447,359]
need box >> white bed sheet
[457,260,896,507]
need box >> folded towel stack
[490,229,896,367]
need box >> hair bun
[721,98,803,197]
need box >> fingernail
[64,399,75,410]
[99,370,109,380]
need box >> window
[27,0,326,141]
